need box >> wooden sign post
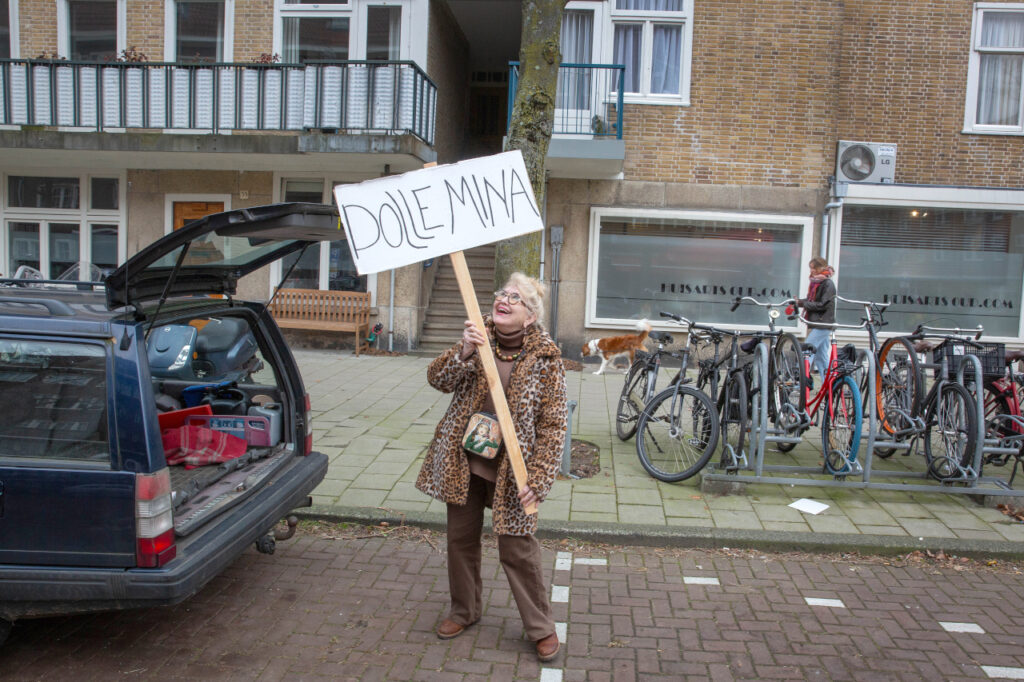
[449,250,535,514]
[333,151,545,515]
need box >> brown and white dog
[581,320,652,375]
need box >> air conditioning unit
[835,141,897,183]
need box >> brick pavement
[293,351,1024,555]
[5,529,1024,680]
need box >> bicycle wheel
[984,385,1014,440]
[635,386,719,482]
[719,371,749,471]
[820,376,862,475]
[874,337,923,452]
[772,333,806,452]
[922,382,977,480]
[615,363,649,441]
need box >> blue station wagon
[0,203,343,644]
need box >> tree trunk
[495,0,566,289]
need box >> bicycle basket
[931,340,1004,380]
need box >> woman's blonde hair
[504,272,547,329]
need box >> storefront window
[591,210,810,326]
[838,205,1024,337]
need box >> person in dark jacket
[798,257,836,384]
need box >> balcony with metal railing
[0,58,437,145]
[507,62,626,179]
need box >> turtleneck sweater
[469,325,526,482]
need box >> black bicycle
[908,324,984,482]
[615,330,680,440]
[729,296,807,453]
[632,313,719,482]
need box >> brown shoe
[437,618,468,640]
[536,632,560,662]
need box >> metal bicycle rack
[702,342,1024,497]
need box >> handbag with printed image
[462,412,502,459]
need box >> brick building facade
[0,0,1022,352]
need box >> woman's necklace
[493,342,522,362]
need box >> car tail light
[135,469,176,567]
[303,393,313,456]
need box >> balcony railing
[507,62,625,139]
[0,59,437,145]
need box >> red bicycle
[793,318,866,475]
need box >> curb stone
[296,504,1024,560]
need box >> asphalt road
[3,522,1024,681]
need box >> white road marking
[540,669,563,682]
[555,622,567,642]
[555,552,572,571]
[683,576,720,585]
[574,557,608,566]
[805,597,846,608]
[983,666,1024,679]
[551,585,569,603]
[940,621,985,634]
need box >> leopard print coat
[416,318,568,536]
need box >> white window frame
[586,206,814,331]
[0,171,127,278]
[602,0,693,105]
[272,0,417,64]
[270,172,377,304]
[3,0,19,58]
[56,0,126,60]
[164,0,235,62]
[831,183,1024,343]
[964,2,1024,135]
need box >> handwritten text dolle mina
[334,151,543,276]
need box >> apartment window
[278,179,366,292]
[176,0,224,61]
[966,4,1024,133]
[366,6,400,60]
[282,17,349,62]
[610,0,691,101]
[587,208,811,327]
[0,0,10,58]
[837,205,1024,337]
[3,174,122,279]
[68,0,116,60]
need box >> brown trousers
[446,475,555,641]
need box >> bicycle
[614,329,680,440]
[794,317,867,476]
[657,315,751,475]
[839,296,924,458]
[907,324,984,482]
[631,313,719,482]
[982,347,1024,484]
[730,296,807,453]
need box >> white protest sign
[333,150,543,275]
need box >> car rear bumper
[0,452,328,621]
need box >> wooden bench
[269,289,372,356]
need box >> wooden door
[173,202,224,230]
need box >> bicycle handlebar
[794,315,870,331]
[732,295,796,310]
[837,294,891,310]
[659,311,695,327]
[910,323,984,341]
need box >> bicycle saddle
[801,343,815,353]
[1006,349,1024,365]
[649,331,673,344]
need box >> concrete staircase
[418,245,496,354]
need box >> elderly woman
[416,272,567,662]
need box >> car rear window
[0,339,109,465]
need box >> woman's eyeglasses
[494,290,523,305]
